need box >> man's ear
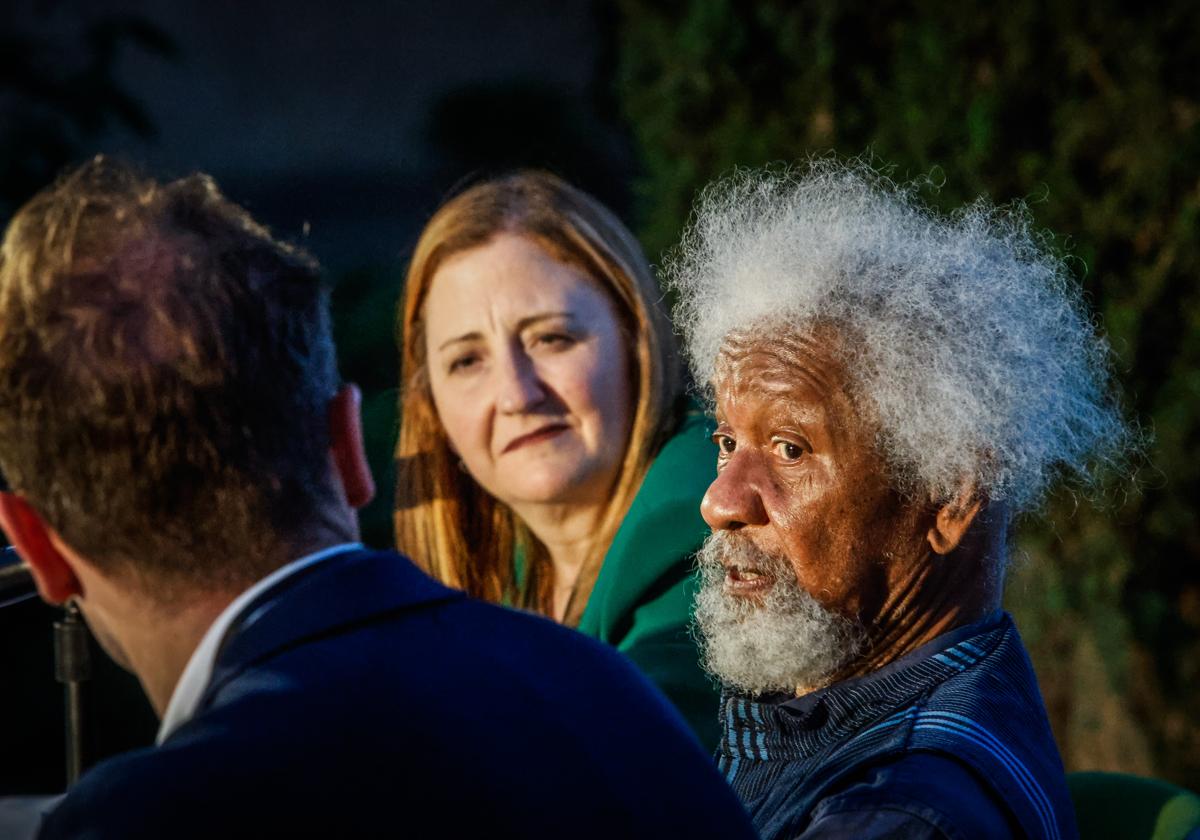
[927,483,984,556]
[329,383,376,510]
[0,492,82,604]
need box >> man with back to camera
[0,157,757,839]
[666,160,1139,839]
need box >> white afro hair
[665,159,1136,513]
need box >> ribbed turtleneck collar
[719,611,1008,763]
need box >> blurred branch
[0,12,176,218]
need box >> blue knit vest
[718,614,1077,839]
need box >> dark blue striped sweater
[719,612,1078,839]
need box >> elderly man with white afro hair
[667,159,1136,840]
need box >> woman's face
[423,233,634,511]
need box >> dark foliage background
[611,0,1200,788]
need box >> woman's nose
[700,453,769,531]
[496,351,546,414]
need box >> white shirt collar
[156,542,363,744]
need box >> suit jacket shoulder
[40,549,754,840]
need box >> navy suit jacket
[38,548,754,839]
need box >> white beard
[693,531,865,697]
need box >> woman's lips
[725,564,775,596]
[502,423,571,454]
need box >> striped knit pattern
[719,614,1077,839]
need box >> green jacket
[577,410,721,750]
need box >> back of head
[0,157,342,594]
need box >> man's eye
[773,440,804,461]
[712,434,736,455]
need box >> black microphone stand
[54,602,90,786]
[1,547,91,787]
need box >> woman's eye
[773,440,804,461]
[533,332,574,349]
[448,354,480,374]
[713,434,736,455]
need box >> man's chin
[694,574,865,697]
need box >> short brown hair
[0,157,342,593]
[395,171,683,620]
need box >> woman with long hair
[395,171,719,746]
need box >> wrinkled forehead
[712,323,850,405]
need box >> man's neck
[828,545,1004,690]
[133,596,238,716]
[78,530,359,718]
[74,563,240,717]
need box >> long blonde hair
[395,171,682,621]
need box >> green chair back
[1068,771,1200,840]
